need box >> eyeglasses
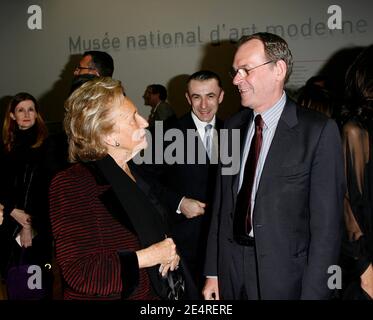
[230,60,275,79]
[75,66,96,71]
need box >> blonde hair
[64,77,124,162]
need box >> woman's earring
[115,141,120,147]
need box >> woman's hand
[19,226,33,248]
[10,208,31,228]
[158,252,180,278]
[136,238,180,277]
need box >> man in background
[74,50,114,77]
[143,84,175,128]
[152,71,224,293]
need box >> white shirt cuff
[176,196,185,214]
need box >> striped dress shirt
[238,92,286,237]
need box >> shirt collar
[191,111,216,131]
[253,91,286,130]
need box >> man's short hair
[148,84,167,101]
[187,70,223,89]
[83,51,114,77]
[238,32,293,83]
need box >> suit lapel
[231,109,253,208]
[94,155,166,248]
[229,99,298,209]
[86,157,170,300]
[210,118,223,164]
[255,98,299,200]
[83,162,137,232]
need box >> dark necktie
[233,114,264,238]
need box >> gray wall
[0,0,372,130]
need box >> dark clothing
[0,126,52,277]
[49,155,197,300]
[141,112,222,292]
[49,159,155,300]
[148,101,175,128]
[220,240,259,300]
[340,117,373,300]
[43,131,70,179]
[204,97,345,299]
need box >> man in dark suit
[202,33,345,300]
[153,70,224,292]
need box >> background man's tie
[204,124,213,159]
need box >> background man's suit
[205,98,345,299]
[154,112,223,290]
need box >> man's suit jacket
[148,101,175,128]
[161,112,222,212]
[153,112,223,281]
[204,98,345,299]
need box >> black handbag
[165,269,185,300]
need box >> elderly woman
[49,77,180,300]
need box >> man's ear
[10,112,16,120]
[218,90,225,104]
[275,60,287,82]
[185,92,192,105]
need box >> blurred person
[69,73,98,94]
[49,77,182,300]
[143,84,175,128]
[73,50,114,77]
[298,82,333,117]
[340,45,373,300]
